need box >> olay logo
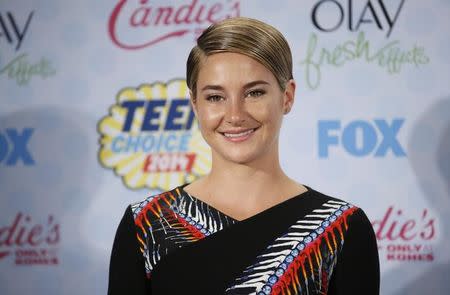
[108,0,240,50]
[0,11,34,51]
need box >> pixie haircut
[186,17,293,98]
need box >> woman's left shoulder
[305,186,373,229]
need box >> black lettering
[311,0,344,32]
[355,1,382,32]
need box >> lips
[219,127,259,142]
[223,129,255,138]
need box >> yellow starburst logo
[97,79,211,191]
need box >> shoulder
[126,185,189,275]
[129,185,185,223]
[306,186,353,205]
[305,186,373,234]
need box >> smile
[220,128,258,142]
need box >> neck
[209,154,284,187]
[203,144,294,202]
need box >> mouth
[219,127,259,142]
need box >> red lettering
[385,253,434,262]
[399,220,416,240]
[174,0,198,24]
[108,0,239,50]
[130,6,151,27]
[0,213,60,249]
[207,3,223,23]
[46,216,60,244]
[194,5,206,24]
[14,215,30,246]
[46,225,59,244]
[371,206,393,240]
[420,210,435,240]
[154,7,174,25]
[143,153,196,173]
[371,206,437,242]
[0,212,22,246]
[229,1,240,17]
[28,225,43,246]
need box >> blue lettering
[142,100,165,131]
[125,135,142,152]
[318,119,406,158]
[142,136,155,152]
[179,133,191,152]
[342,120,377,156]
[318,120,340,157]
[165,99,189,130]
[165,134,178,152]
[122,101,145,132]
[6,128,35,165]
[374,119,406,156]
[111,135,125,153]
[0,128,35,165]
[110,133,193,153]
[121,99,195,132]
[0,133,8,162]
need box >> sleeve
[328,208,380,295]
[107,205,151,295]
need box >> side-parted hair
[186,17,293,98]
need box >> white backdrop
[1,0,449,294]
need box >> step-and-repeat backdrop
[1,1,449,294]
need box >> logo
[311,0,404,37]
[0,212,60,265]
[0,128,35,166]
[108,0,240,50]
[300,0,429,90]
[98,79,211,191]
[318,119,406,158]
[372,206,436,262]
[0,10,56,85]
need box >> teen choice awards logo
[98,79,211,191]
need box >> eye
[246,89,265,98]
[205,94,224,102]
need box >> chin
[219,149,263,165]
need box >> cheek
[253,100,283,124]
[196,106,223,131]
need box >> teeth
[224,129,254,138]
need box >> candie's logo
[108,0,240,50]
[98,79,211,191]
[372,206,437,262]
[0,212,60,265]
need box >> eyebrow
[200,80,270,92]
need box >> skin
[184,52,307,221]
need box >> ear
[189,89,198,117]
[282,79,296,114]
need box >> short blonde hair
[186,17,293,98]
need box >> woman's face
[192,52,295,165]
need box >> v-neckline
[177,183,312,223]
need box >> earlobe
[283,79,296,114]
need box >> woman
[108,17,380,294]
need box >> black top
[108,185,380,294]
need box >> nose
[225,97,246,125]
